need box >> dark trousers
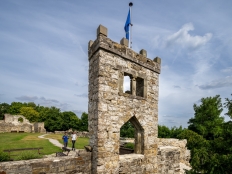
[64,142,68,148]
[72,140,76,150]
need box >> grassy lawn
[44,134,89,149]
[0,133,62,160]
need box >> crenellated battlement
[88,25,161,74]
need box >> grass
[44,134,89,149]
[124,143,134,150]
[0,133,62,161]
[0,133,90,161]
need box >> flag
[124,8,131,40]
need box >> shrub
[124,143,134,150]
[0,152,10,162]
[15,151,43,161]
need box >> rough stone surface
[0,150,91,174]
[88,25,160,174]
[0,114,46,133]
[157,138,190,167]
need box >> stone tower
[88,25,161,173]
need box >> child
[62,132,69,148]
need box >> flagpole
[129,2,133,48]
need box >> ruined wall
[34,122,46,133]
[0,114,46,133]
[0,150,91,174]
[157,138,190,166]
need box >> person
[62,132,69,148]
[71,131,77,151]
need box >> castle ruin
[0,114,46,133]
[88,25,190,173]
[0,25,190,174]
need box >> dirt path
[38,134,63,148]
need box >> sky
[0,0,232,128]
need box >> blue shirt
[62,135,69,143]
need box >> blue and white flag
[124,8,131,40]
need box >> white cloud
[198,76,232,90]
[221,67,232,73]
[165,23,212,49]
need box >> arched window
[119,116,144,155]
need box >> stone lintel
[97,25,107,37]
[120,38,129,47]
[153,57,161,64]
[139,49,147,57]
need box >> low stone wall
[54,131,90,137]
[0,122,32,133]
[119,146,185,174]
[157,146,180,174]
[0,150,91,174]
[157,138,190,166]
[119,137,135,145]
[119,154,146,173]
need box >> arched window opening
[18,117,23,123]
[119,116,144,155]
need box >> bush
[15,151,43,161]
[0,152,10,162]
[124,143,134,150]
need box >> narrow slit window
[123,73,131,94]
[136,77,144,97]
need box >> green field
[44,134,89,149]
[0,133,89,161]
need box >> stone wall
[157,138,190,166]
[54,131,90,137]
[88,25,161,173]
[0,150,91,174]
[0,114,46,133]
[157,146,181,174]
[0,122,32,133]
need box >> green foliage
[0,152,10,162]
[124,143,134,150]
[183,95,232,173]
[158,125,184,138]
[120,121,135,138]
[20,107,39,122]
[188,95,224,140]
[18,117,23,122]
[0,102,10,120]
[62,111,80,130]
[15,151,43,161]
[78,112,88,131]
[224,94,232,119]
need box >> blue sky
[0,0,232,127]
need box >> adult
[62,132,69,148]
[71,131,77,151]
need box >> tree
[120,121,135,138]
[20,107,39,122]
[224,94,232,118]
[8,102,26,115]
[182,95,232,173]
[158,125,184,138]
[78,112,88,131]
[188,95,224,140]
[0,103,10,120]
[158,125,171,138]
[62,111,80,131]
